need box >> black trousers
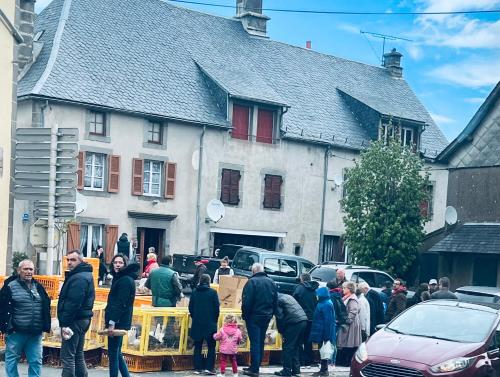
[282,321,307,375]
[61,319,91,377]
[300,321,314,366]
[193,335,216,371]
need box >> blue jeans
[108,335,130,377]
[5,332,42,377]
[246,317,271,373]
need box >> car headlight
[430,357,475,373]
[355,342,368,363]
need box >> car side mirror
[375,324,385,331]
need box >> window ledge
[81,190,111,198]
[142,141,167,150]
[85,134,111,143]
[138,195,166,203]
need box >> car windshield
[310,266,337,282]
[386,303,497,343]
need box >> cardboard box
[218,276,247,309]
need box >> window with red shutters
[257,109,274,144]
[264,174,283,209]
[165,162,176,199]
[220,169,241,205]
[420,184,434,220]
[232,105,250,140]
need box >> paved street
[1,363,350,377]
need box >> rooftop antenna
[360,30,413,64]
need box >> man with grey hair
[358,281,384,335]
[241,263,278,376]
[0,259,51,377]
[58,249,95,377]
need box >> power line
[167,0,500,15]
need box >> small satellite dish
[75,192,87,215]
[333,174,344,187]
[206,199,225,223]
[444,206,457,225]
[191,150,200,171]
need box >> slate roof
[429,223,500,254]
[19,0,448,157]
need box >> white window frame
[80,224,103,258]
[143,160,162,197]
[84,152,105,191]
[400,127,415,147]
[379,123,395,143]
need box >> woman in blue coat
[309,287,336,377]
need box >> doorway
[473,255,498,286]
[137,227,164,274]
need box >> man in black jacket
[58,250,95,377]
[0,259,51,377]
[359,282,384,335]
[242,263,278,377]
[275,294,308,377]
[292,273,318,367]
[190,256,208,290]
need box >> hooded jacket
[309,287,336,344]
[189,283,220,341]
[292,280,319,320]
[276,293,308,333]
[105,263,139,330]
[116,235,131,258]
[213,322,242,355]
[57,262,95,328]
[0,275,51,335]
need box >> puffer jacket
[276,293,308,333]
[309,287,336,344]
[292,280,319,320]
[57,262,95,328]
[105,263,139,330]
[0,275,51,334]
[213,322,242,355]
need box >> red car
[351,300,500,376]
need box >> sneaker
[274,371,291,377]
[194,371,203,375]
[205,370,217,375]
[311,372,329,377]
[243,368,251,372]
[217,374,224,377]
[243,370,259,377]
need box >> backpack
[331,294,348,325]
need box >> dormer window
[400,127,415,147]
[232,104,251,140]
[379,120,418,150]
[231,103,276,144]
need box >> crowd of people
[0,251,459,377]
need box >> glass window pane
[86,154,92,164]
[152,184,160,194]
[84,177,91,187]
[152,173,160,184]
[152,162,160,173]
[143,183,149,193]
[95,166,103,178]
[264,258,280,275]
[94,179,103,188]
[144,172,150,182]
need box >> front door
[137,227,165,274]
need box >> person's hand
[107,324,115,336]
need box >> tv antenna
[360,30,413,64]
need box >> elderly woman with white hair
[336,281,362,367]
[356,283,370,341]
[141,252,159,278]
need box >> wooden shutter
[420,200,429,218]
[77,151,85,190]
[131,158,144,196]
[232,105,250,140]
[229,170,240,205]
[264,175,282,209]
[165,162,176,199]
[220,169,231,204]
[256,109,274,144]
[67,223,81,252]
[108,155,120,193]
[105,225,119,264]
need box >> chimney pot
[383,48,403,78]
[235,0,270,38]
[306,41,312,49]
[17,0,36,70]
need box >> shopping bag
[319,341,334,359]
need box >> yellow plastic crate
[142,308,188,355]
[33,275,61,299]
[264,316,281,351]
[95,287,110,302]
[0,333,5,349]
[0,275,7,289]
[120,308,148,356]
[62,257,99,286]
[102,351,162,373]
[134,295,153,307]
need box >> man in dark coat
[431,277,458,300]
[190,256,208,290]
[242,263,278,377]
[189,274,220,374]
[384,279,407,323]
[115,233,131,260]
[274,294,308,377]
[292,273,318,367]
[358,282,384,335]
[58,250,96,377]
[0,259,51,377]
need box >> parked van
[231,247,315,294]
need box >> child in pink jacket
[213,314,243,377]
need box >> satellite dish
[191,150,200,170]
[206,199,225,223]
[75,192,87,215]
[444,206,458,225]
[332,174,344,187]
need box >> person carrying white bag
[309,287,337,377]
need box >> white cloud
[336,23,360,35]
[430,112,454,124]
[464,97,486,104]
[406,44,424,60]
[428,58,500,88]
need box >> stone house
[423,82,500,288]
[12,0,448,273]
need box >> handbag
[319,340,334,360]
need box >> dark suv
[231,247,315,294]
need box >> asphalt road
[1,363,350,377]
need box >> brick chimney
[17,0,36,70]
[235,0,270,38]
[383,48,403,78]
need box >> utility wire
[168,0,500,15]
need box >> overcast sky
[34,0,500,142]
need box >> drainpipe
[318,145,330,263]
[194,126,206,255]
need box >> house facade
[12,0,449,272]
[425,82,500,289]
